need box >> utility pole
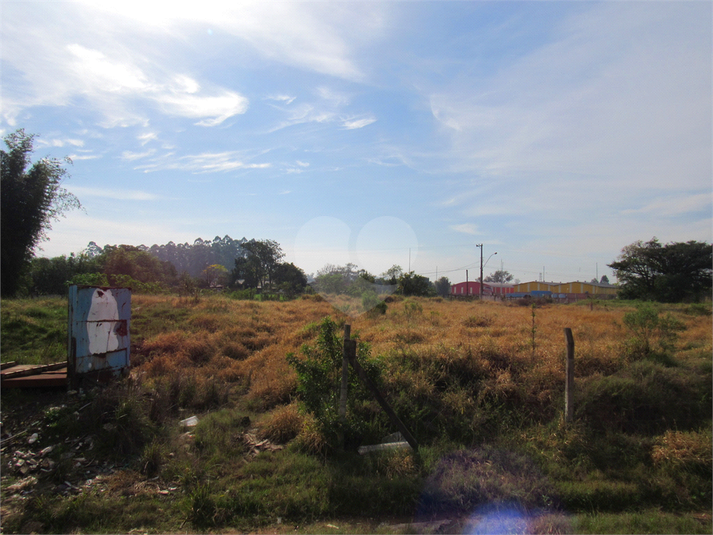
[476,244,483,300]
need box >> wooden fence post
[339,325,351,421]
[564,327,575,423]
[346,345,419,451]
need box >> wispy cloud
[138,132,158,145]
[2,25,250,127]
[622,193,712,217]
[450,223,479,235]
[74,0,386,81]
[136,151,272,174]
[266,94,296,105]
[71,186,159,201]
[267,103,336,132]
[342,116,376,129]
[68,153,101,161]
[36,137,85,148]
[430,2,711,227]
[121,149,155,161]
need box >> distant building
[508,280,618,301]
[450,281,515,297]
[512,280,617,296]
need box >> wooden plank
[0,362,67,379]
[0,361,18,370]
[2,371,67,388]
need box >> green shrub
[140,438,168,477]
[286,317,387,451]
[622,304,685,359]
[685,303,712,316]
[188,484,217,528]
[576,361,711,434]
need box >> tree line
[18,239,307,298]
[311,263,451,299]
[2,129,710,302]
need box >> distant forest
[23,236,309,298]
[88,235,253,279]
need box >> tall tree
[608,238,712,302]
[1,129,81,297]
[485,270,514,283]
[231,239,284,290]
[273,262,308,297]
[434,276,451,297]
[398,271,435,297]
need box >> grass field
[1,294,711,533]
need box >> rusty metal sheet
[68,286,131,388]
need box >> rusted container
[67,286,131,388]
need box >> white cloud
[138,132,158,145]
[136,151,271,174]
[67,44,150,93]
[268,103,336,132]
[450,223,479,235]
[266,94,296,105]
[121,149,156,161]
[70,186,160,201]
[68,153,101,161]
[430,3,711,193]
[428,2,711,246]
[37,137,85,148]
[2,10,250,128]
[622,193,712,217]
[342,116,377,130]
[74,0,386,81]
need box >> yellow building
[513,281,618,296]
[551,281,617,295]
[513,281,557,293]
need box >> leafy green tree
[434,276,451,297]
[381,265,403,286]
[600,275,610,285]
[312,263,360,295]
[398,271,435,297]
[28,253,102,295]
[102,245,177,288]
[485,270,514,283]
[273,262,308,297]
[609,238,712,302]
[1,129,81,296]
[231,239,284,290]
[202,264,229,288]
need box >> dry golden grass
[131,295,711,441]
[651,429,713,467]
[258,402,304,443]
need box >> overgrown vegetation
[2,295,711,533]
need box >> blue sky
[2,0,711,284]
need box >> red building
[450,281,515,297]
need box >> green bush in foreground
[286,317,387,452]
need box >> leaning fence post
[564,327,575,423]
[346,346,419,451]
